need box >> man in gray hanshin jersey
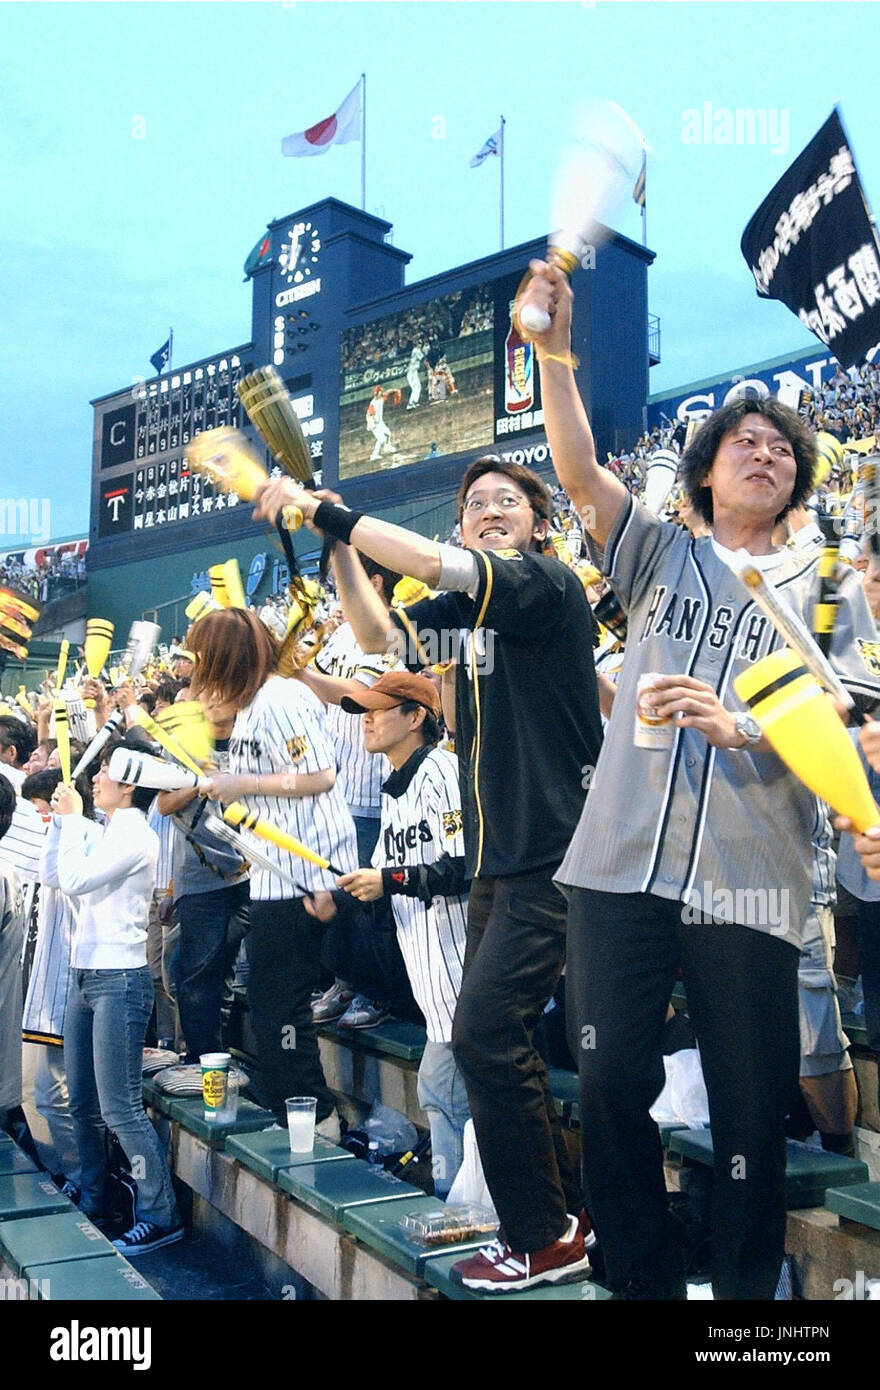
[520,258,880,1300]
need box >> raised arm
[330,542,397,655]
[517,260,627,549]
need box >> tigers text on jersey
[314,622,396,814]
[227,675,358,899]
[557,494,880,948]
[372,745,467,1043]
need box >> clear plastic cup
[285,1096,317,1152]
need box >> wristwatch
[733,713,762,749]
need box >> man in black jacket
[255,457,603,1292]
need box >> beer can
[634,673,675,750]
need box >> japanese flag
[281,81,362,158]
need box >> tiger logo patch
[857,639,880,678]
[442,810,463,838]
[286,736,309,762]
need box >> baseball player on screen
[365,386,396,463]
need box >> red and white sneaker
[450,1215,592,1294]
[578,1208,599,1251]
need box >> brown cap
[341,671,441,718]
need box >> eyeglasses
[462,492,530,514]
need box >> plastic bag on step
[649,1048,710,1129]
[362,1101,418,1158]
[445,1119,498,1220]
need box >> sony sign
[670,356,836,424]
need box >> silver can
[634,672,675,750]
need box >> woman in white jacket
[50,734,183,1257]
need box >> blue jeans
[857,900,880,1109]
[176,882,249,1062]
[64,966,180,1230]
[352,814,380,866]
[417,1041,470,1200]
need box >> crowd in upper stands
[340,286,493,375]
[0,549,87,606]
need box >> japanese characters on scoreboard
[97,351,252,538]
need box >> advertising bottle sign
[505,301,534,414]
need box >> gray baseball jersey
[557,495,880,948]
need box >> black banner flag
[741,109,880,369]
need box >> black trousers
[177,881,249,1062]
[565,888,800,1300]
[247,898,335,1121]
[451,868,581,1252]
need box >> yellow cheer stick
[223,802,344,876]
[186,424,304,582]
[54,700,71,787]
[184,425,269,501]
[208,559,247,611]
[813,431,844,489]
[83,619,114,707]
[186,591,221,624]
[734,647,880,832]
[392,575,433,608]
[134,708,204,777]
[155,701,214,766]
[55,639,70,692]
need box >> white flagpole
[499,116,506,251]
[360,73,366,211]
[168,328,173,374]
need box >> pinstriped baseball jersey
[371,746,467,1042]
[21,884,72,1043]
[314,622,396,814]
[0,796,48,885]
[227,675,358,900]
[556,495,880,947]
[148,798,176,894]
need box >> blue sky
[1,0,878,543]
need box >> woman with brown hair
[190,607,358,1133]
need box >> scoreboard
[88,196,653,631]
[96,350,255,541]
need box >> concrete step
[668,1129,869,1209]
[825,1180,880,1233]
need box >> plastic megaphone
[107,747,204,793]
[734,647,880,831]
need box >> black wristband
[382,866,410,895]
[313,501,363,545]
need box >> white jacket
[46,808,158,970]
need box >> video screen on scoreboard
[338,274,544,479]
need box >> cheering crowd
[2,261,880,1296]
